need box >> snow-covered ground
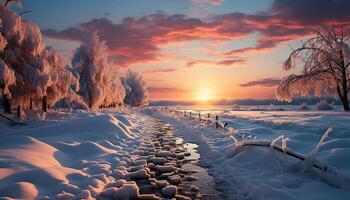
[145,105,350,200]
[0,108,223,200]
[1,106,350,199]
[0,108,154,199]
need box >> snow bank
[0,182,38,199]
[0,109,148,199]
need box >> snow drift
[0,109,146,199]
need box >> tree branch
[4,0,14,7]
[19,10,32,16]
[346,62,350,69]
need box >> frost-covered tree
[0,27,14,107]
[72,32,125,109]
[43,47,79,108]
[122,70,149,107]
[276,26,350,111]
[0,59,15,113]
[0,1,78,114]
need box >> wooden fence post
[208,113,210,119]
[215,115,219,129]
[199,113,201,120]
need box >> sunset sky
[16,0,350,100]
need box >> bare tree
[276,25,350,111]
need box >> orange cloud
[43,0,350,66]
[186,59,245,68]
[143,68,177,74]
[240,78,281,87]
[192,0,223,5]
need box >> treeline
[150,97,341,106]
[0,1,148,117]
[222,97,341,106]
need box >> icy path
[151,120,224,199]
[142,110,229,199]
[126,119,225,199]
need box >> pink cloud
[186,58,245,68]
[143,68,177,74]
[240,78,281,87]
[192,0,223,5]
[148,87,193,93]
[42,0,350,66]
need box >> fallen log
[0,113,26,126]
[240,140,325,170]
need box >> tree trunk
[89,94,92,108]
[17,103,22,118]
[336,86,349,111]
[339,51,349,111]
[341,95,349,111]
[2,94,12,114]
[341,71,349,111]
[29,98,33,110]
[42,95,47,112]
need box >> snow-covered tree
[276,26,350,111]
[72,32,125,109]
[0,1,78,114]
[43,47,79,107]
[0,31,7,52]
[0,59,15,113]
[122,70,149,107]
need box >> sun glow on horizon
[196,88,215,102]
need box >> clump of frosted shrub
[315,100,333,110]
[299,102,310,110]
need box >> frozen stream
[182,142,225,199]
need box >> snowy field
[145,105,350,200]
[0,109,155,199]
[0,108,223,199]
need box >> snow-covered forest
[0,1,149,117]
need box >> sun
[196,89,214,102]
